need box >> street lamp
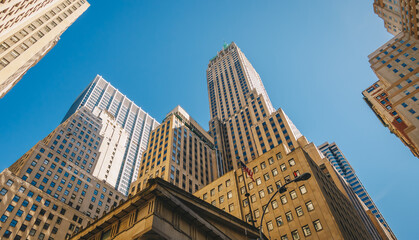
[259,173,311,240]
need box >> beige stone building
[207,43,304,175]
[131,106,218,195]
[363,32,419,158]
[0,168,90,240]
[373,0,403,35]
[0,0,89,98]
[70,178,260,240]
[0,107,126,239]
[194,143,376,240]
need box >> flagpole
[238,159,256,227]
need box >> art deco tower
[0,0,90,98]
[63,75,159,195]
[207,43,304,174]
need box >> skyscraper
[363,33,419,158]
[318,142,396,239]
[365,1,419,159]
[63,75,159,195]
[207,43,303,174]
[0,0,90,98]
[373,0,403,36]
[374,0,419,39]
[130,106,218,195]
[0,107,125,240]
[205,43,390,239]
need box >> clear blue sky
[0,0,416,238]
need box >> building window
[227,191,233,199]
[6,179,13,186]
[291,230,300,240]
[219,195,224,204]
[281,235,288,240]
[268,157,274,165]
[288,159,296,166]
[264,173,270,181]
[296,206,304,217]
[267,221,274,231]
[306,201,314,212]
[299,185,307,194]
[229,203,234,212]
[259,190,265,198]
[256,178,262,186]
[251,207,260,218]
[281,195,287,204]
[276,152,282,160]
[272,200,279,209]
[280,164,286,171]
[313,219,323,231]
[302,225,312,236]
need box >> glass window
[296,206,304,217]
[313,219,323,231]
[281,235,288,240]
[306,201,314,212]
[267,221,274,231]
[288,159,296,166]
[276,216,283,226]
[280,164,287,171]
[227,191,233,199]
[260,162,266,169]
[272,200,278,209]
[256,178,262,186]
[259,190,265,198]
[291,230,300,240]
[267,185,274,194]
[229,203,234,212]
[219,195,224,204]
[299,185,307,194]
[290,190,297,199]
[272,168,278,176]
[280,195,287,204]
[248,182,254,190]
[268,157,274,165]
[6,179,13,186]
[302,225,311,236]
[286,211,293,221]
[254,209,260,218]
[264,173,270,181]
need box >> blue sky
[0,0,417,238]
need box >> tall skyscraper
[319,142,396,239]
[0,0,90,98]
[364,0,419,158]
[130,106,218,195]
[363,33,419,158]
[63,75,159,195]
[0,107,125,240]
[207,43,303,174]
[205,43,390,239]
